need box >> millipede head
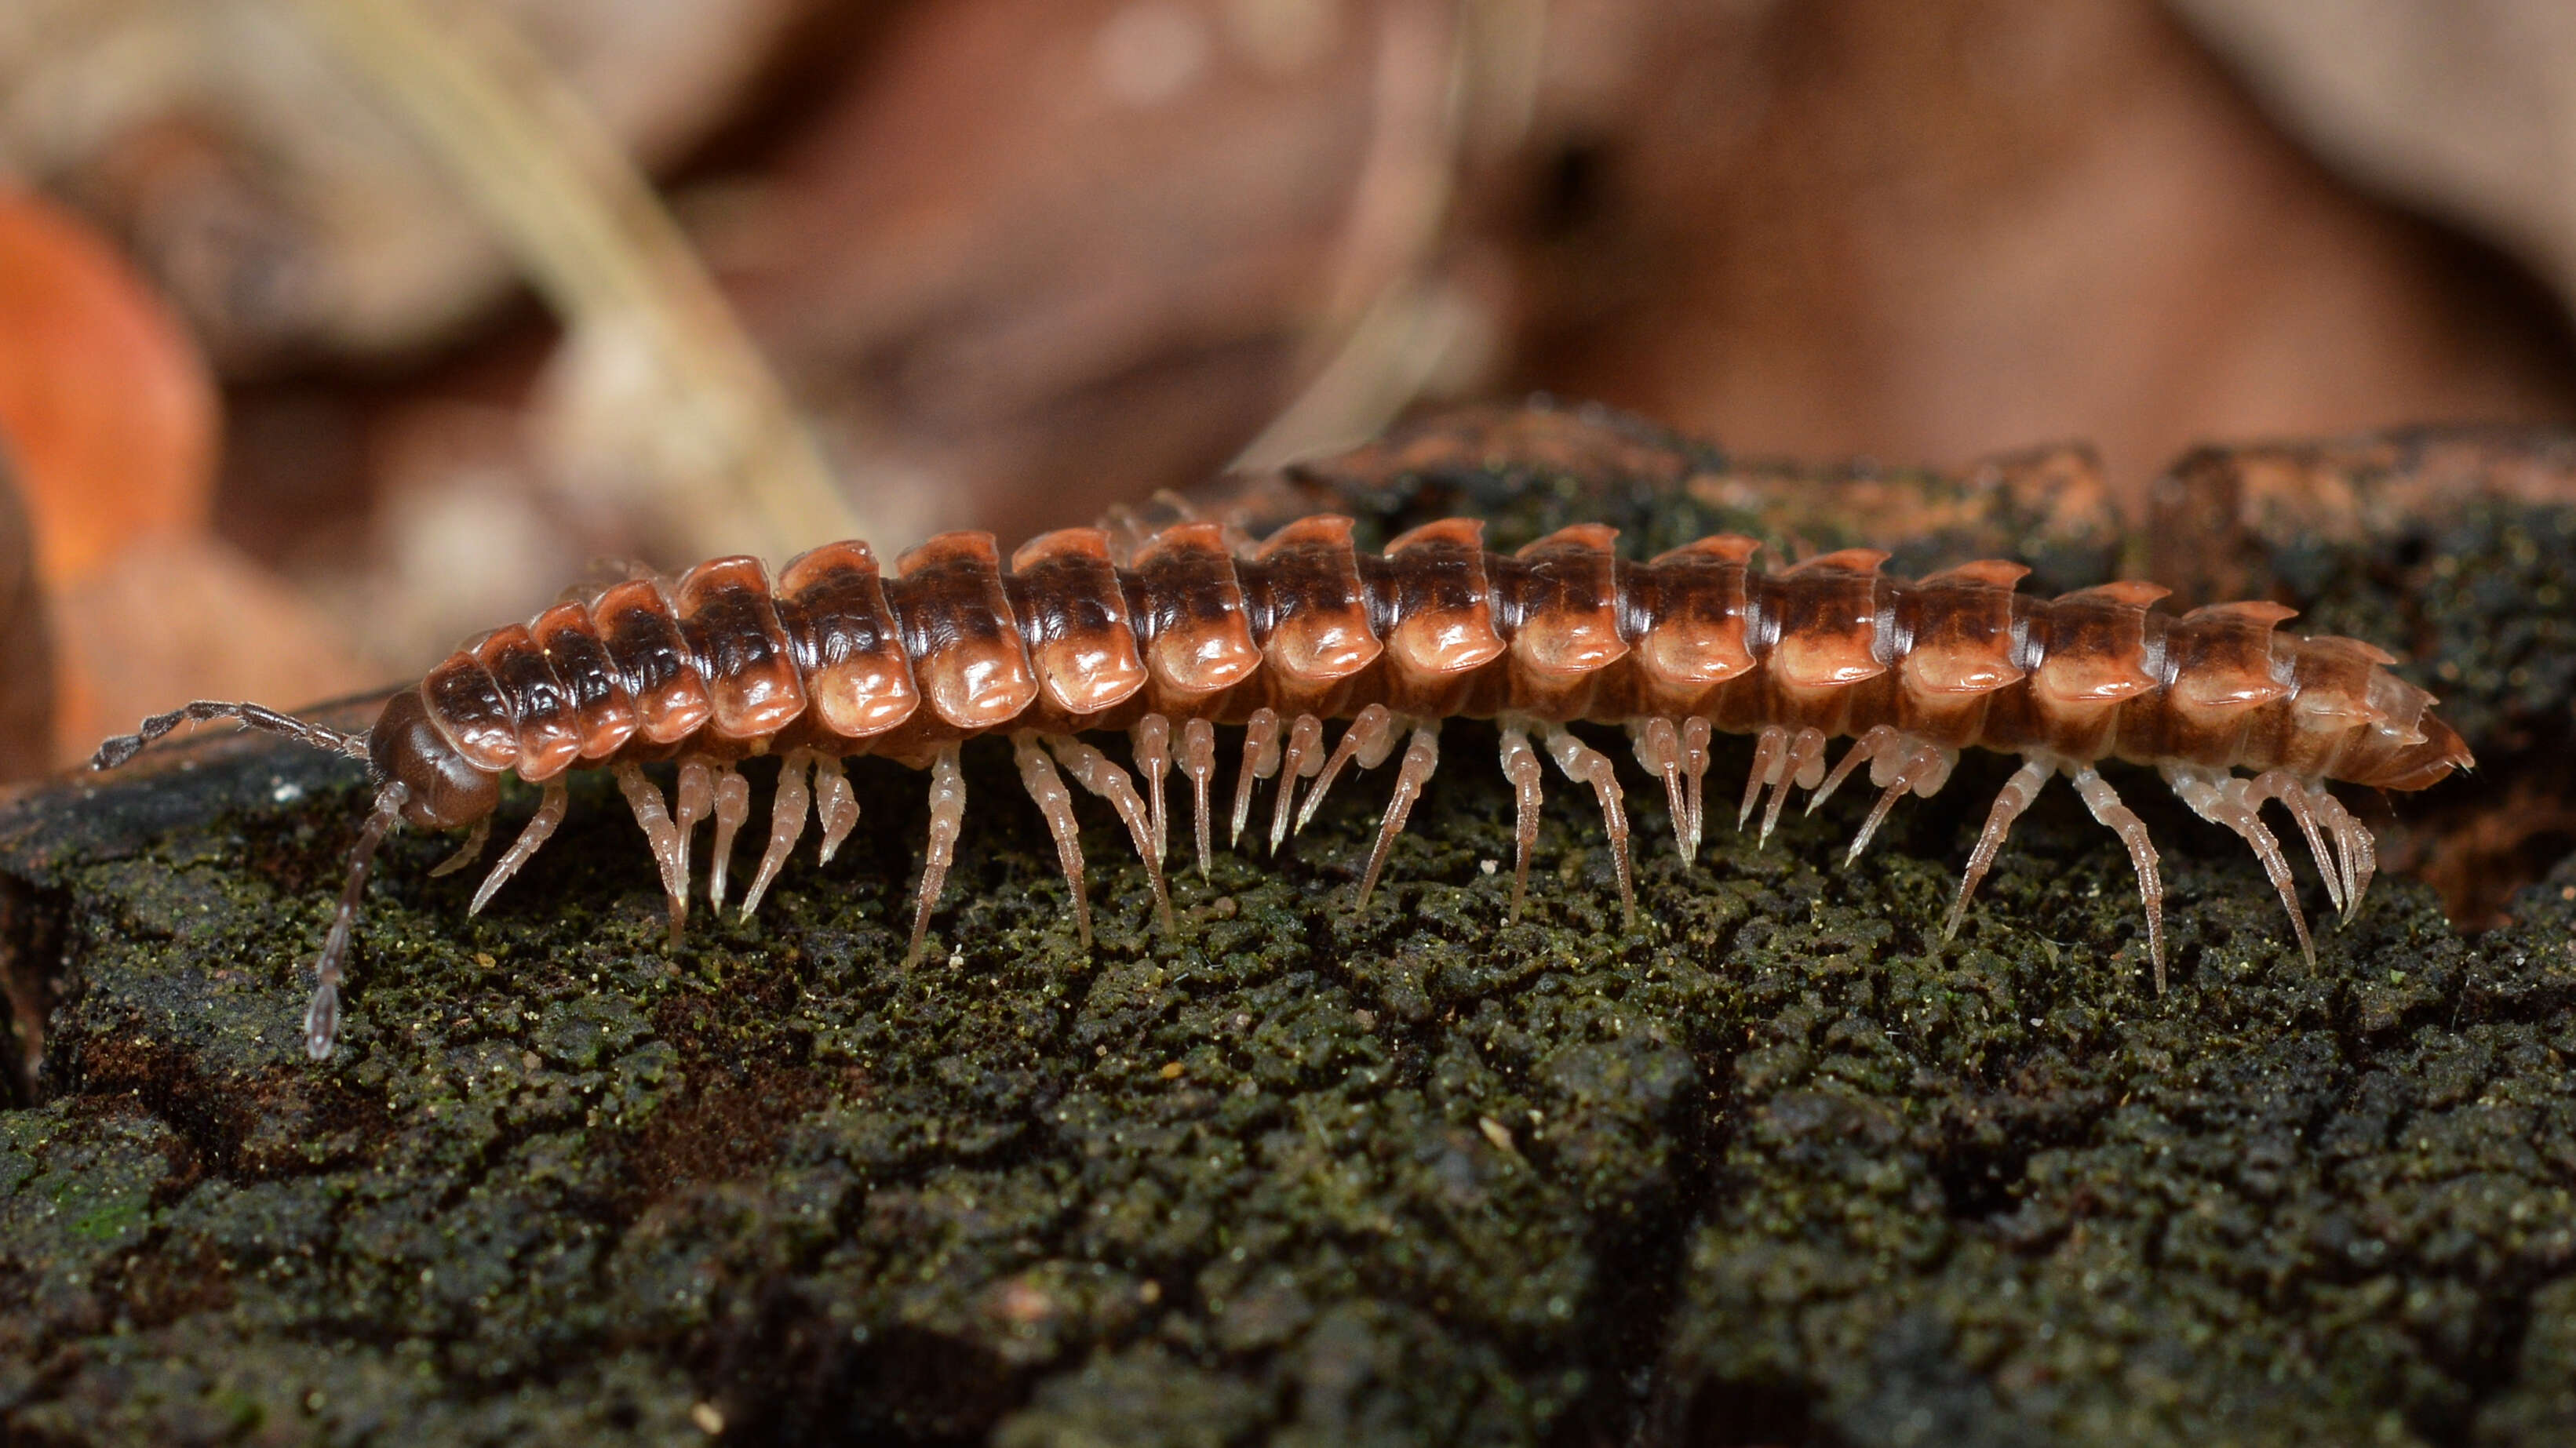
[367,690,502,831]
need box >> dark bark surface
[3,407,2573,1446]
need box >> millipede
[91,510,2472,1059]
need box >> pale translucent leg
[470,779,570,915]
[707,764,751,914]
[1547,726,1636,927]
[1943,757,2052,945]
[2297,780,2357,915]
[1681,717,1712,857]
[1269,713,1326,853]
[1808,726,1898,815]
[304,782,406,1061]
[813,753,858,865]
[1630,717,1689,860]
[1299,705,1397,834]
[1497,720,1546,919]
[1757,727,1828,845]
[1131,714,1171,866]
[672,760,713,907]
[741,748,811,919]
[2342,807,2376,919]
[1834,737,1955,867]
[2247,769,2343,916]
[1356,722,1441,910]
[905,744,967,967]
[2162,763,2315,971]
[2307,786,2375,921]
[1048,733,1175,934]
[1230,708,1282,848]
[1738,725,1788,831]
[1015,733,1091,949]
[1182,718,1218,876]
[2069,763,2167,992]
[428,817,491,878]
[614,762,690,948]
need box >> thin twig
[1233,0,1545,471]
[276,0,865,558]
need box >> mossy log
[3,408,2574,1446]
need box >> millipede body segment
[93,515,2472,1059]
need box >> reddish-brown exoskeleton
[95,516,2470,1058]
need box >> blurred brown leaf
[0,452,52,783]
[0,187,368,769]
[0,188,215,584]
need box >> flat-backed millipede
[92,513,2472,1059]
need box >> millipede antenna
[89,700,370,771]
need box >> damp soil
[3,409,2573,1446]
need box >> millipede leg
[1944,756,2051,948]
[1270,713,1325,853]
[1547,726,1635,928]
[1849,785,1909,867]
[1738,725,1789,834]
[1758,727,1827,846]
[1048,733,1175,936]
[2070,764,2166,991]
[813,753,858,865]
[905,744,967,968]
[707,764,751,914]
[2304,786,2358,912]
[303,781,407,1061]
[2248,769,2343,916]
[470,779,569,915]
[1840,736,1953,867]
[1498,721,1545,920]
[1299,705,1396,835]
[1630,717,1688,860]
[2343,809,2376,920]
[1356,722,1441,911]
[1681,717,1711,857]
[2306,786,2374,922]
[672,760,714,908]
[1015,734,1091,950]
[428,817,492,878]
[1132,714,1172,865]
[741,748,811,919]
[614,762,690,948]
[1182,719,1217,876]
[2163,765,2315,971]
[1230,708,1281,849]
[1808,725,1896,814]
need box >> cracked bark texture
[3,406,2574,1446]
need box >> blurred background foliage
[2,0,2574,773]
